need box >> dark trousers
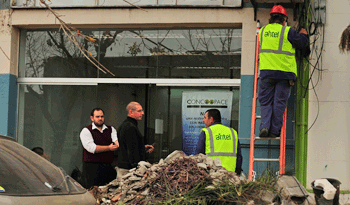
[258,78,291,136]
[83,162,117,189]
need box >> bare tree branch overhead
[39,0,115,76]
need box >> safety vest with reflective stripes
[201,124,238,172]
[259,23,297,76]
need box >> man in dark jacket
[116,102,154,178]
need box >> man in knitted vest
[80,108,119,188]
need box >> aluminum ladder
[248,21,287,181]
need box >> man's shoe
[259,128,269,138]
[268,133,278,138]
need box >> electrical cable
[305,76,320,134]
[294,0,325,134]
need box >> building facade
[0,0,349,190]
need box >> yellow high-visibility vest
[201,124,238,172]
[259,23,297,76]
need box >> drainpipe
[295,0,310,187]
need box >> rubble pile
[90,150,316,205]
[91,150,244,204]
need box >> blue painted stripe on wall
[0,74,17,139]
[239,75,254,176]
[239,74,295,176]
[239,75,254,143]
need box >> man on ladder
[258,5,310,138]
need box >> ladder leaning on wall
[248,20,287,181]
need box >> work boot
[259,128,269,138]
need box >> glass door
[147,85,240,162]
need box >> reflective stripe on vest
[260,26,295,56]
[206,127,237,157]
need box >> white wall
[307,0,350,190]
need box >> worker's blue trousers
[258,78,291,136]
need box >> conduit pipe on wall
[295,0,310,187]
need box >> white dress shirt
[80,123,118,154]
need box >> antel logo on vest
[264,31,280,38]
[186,99,227,105]
[216,133,232,140]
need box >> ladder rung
[256,115,261,119]
[254,158,280,162]
[255,136,280,140]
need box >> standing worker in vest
[258,5,310,138]
[195,109,242,176]
[80,108,119,189]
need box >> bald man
[116,102,154,178]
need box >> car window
[0,139,85,196]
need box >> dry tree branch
[122,0,148,12]
[0,46,12,63]
[39,0,115,76]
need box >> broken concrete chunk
[213,158,222,167]
[205,157,214,167]
[275,175,316,205]
[258,190,276,204]
[129,176,142,181]
[197,163,207,170]
[150,165,158,172]
[205,185,215,190]
[141,188,150,196]
[122,172,133,180]
[127,190,137,195]
[138,161,151,168]
[314,179,336,200]
[131,181,147,190]
[134,165,147,177]
[164,150,187,163]
[246,200,255,205]
[158,159,165,166]
[149,172,158,180]
[209,172,221,179]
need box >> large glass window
[20,28,241,79]
[17,84,98,176]
[20,30,99,78]
[17,27,242,179]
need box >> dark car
[0,135,96,205]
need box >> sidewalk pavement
[307,193,350,205]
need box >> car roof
[0,135,16,142]
[0,134,88,197]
